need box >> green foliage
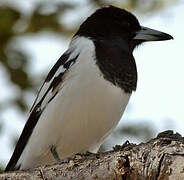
[26,3,75,35]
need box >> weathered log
[1,130,184,179]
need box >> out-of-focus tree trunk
[1,130,184,179]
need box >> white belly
[18,37,131,169]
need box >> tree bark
[1,130,184,179]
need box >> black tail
[4,107,41,172]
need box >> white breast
[18,37,131,169]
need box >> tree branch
[1,130,184,179]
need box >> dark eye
[117,21,131,28]
[127,22,130,27]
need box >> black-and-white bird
[5,6,173,171]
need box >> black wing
[5,51,79,171]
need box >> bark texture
[1,130,184,179]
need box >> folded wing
[5,50,79,171]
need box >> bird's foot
[50,145,61,164]
[50,146,98,164]
[50,146,82,164]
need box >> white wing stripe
[30,36,88,113]
[30,53,80,113]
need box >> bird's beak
[133,26,173,41]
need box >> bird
[5,5,173,171]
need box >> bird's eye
[117,21,131,28]
[126,22,130,27]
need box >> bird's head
[75,6,173,51]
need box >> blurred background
[0,0,183,171]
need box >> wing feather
[30,52,70,112]
[5,51,79,171]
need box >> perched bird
[5,6,173,171]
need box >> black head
[75,6,173,51]
[75,6,173,93]
[76,6,140,40]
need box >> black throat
[93,37,137,93]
